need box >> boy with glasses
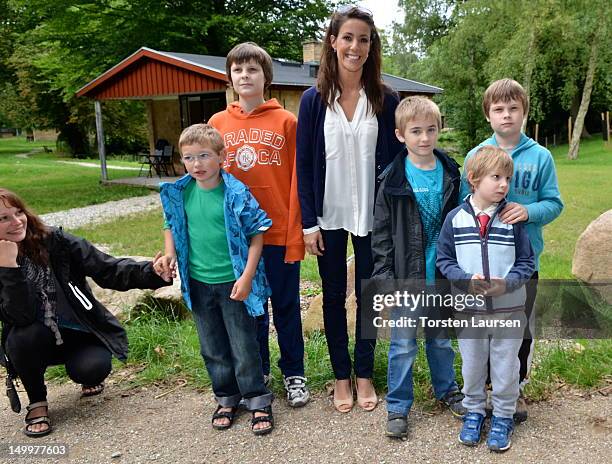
[156,123,274,435]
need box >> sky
[357,0,402,32]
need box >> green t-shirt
[178,180,235,284]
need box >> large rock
[153,277,183,302]
[572,210,612,304]
[87,254,185,316]
[88,278,151,316]
[303,256,356,334]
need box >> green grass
[539,138,612,279]
[0,136,48,154]
[525,339,612,400]
[46,299,454,405]
[70,138,612,284]
[50,137,612,404]
[69,209,166,257]
[69,207,328,285]
[0,137,150,214]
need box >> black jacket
[371,148,461,282]
[0,228,169,362]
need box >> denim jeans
[255,245,304,377]
[316,229,375,379]
[386,303,458,416]
[190,279,273,410]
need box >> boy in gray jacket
[437,146,535,452]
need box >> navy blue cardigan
[296,86,404,229]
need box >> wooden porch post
[94,100,108,182]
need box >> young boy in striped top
[437,146,535,452]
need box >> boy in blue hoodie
[460,79,563,421]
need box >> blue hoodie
[460,133,563,269]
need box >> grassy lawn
[0,136,48,154]
[540,138,612,278]
[53,137,612,401]
[71,137,612,283]
[69,210,166,257]
[69,207,339,286]
[0,137,151,214]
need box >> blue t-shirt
[405,157,443,284]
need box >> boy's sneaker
[283,376,310,408]
[487,415,514,452]
[441,390,467,418]
[513,394,528,423]
[458,412,485,446]
[386,413,408,440]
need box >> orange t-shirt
[209,99,305,262]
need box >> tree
[391,0,612,154]
[567,0,610,159]
[4,0,332,153]
[384,0,457,76]
[406,1,513,151]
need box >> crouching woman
[0,188,170,437]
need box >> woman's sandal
[211,405,237,430]
[81,383,104,398]
[355,377,378,411]
[23,401,52,437]
[332,379,354,413]
[250,405,274,436]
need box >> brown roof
[77,47,443,100]
[76,48,227,99]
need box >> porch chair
[155,144,177,177]
[139,139,175,177]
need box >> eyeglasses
[336,5,373,17]
[182,153,215,163]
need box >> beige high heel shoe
[355,377,378,411]
[333,379,354,413]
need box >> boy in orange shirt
[209,42,308,407]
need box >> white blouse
[315,89,379,237]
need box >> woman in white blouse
[296,5,403,413]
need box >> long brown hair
[0,188,49,265]
[317,6,386,114]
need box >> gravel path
[41,195,161,229]
[57,161,141,171]
[0,376,609,464]
[14,149,43,158]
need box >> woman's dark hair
[317,6,386,114]
[0,188,49,265]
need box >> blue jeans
[256,245,304,377]
[190,279,273,410]
[386,305,458,415]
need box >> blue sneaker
[458,412,485,446]
[487,415,514,452]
